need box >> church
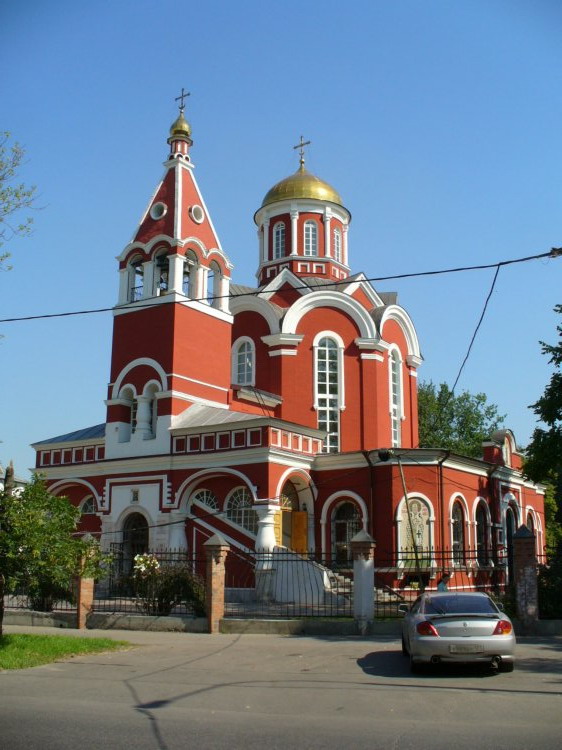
[32,99,545,591]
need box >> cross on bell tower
[293,135,311,168]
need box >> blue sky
[1,0,561,478]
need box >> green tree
[525,305,562,547]
[0,132,36,270]
[0,474,106,636]
[418,380,505,458]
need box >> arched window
[154,250,169,296]
[273,222,285,259]
[526,511,535,533]
[80,496,96,515]
[129,256,144,302]
[451,501,465,565]
[183,250,198,298]
[226,487,258,534]
[192,489,218,511]
[119,386,136,442]
[280,480,300,548]
[399,498,431,565]
[332,502,361,566]
[232,338,255,385]
[475,502,489,565]
[315,336,341,453]
[207,261,221,307]
[389,349,403,447]
[304,220,317,256]
[143,383,160,438]
[122,512,149,571]
[333,228,342,263]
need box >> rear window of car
[423,595,498,615]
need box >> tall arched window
[207,261,221,307]
[451,501,465,565]
[154,250,169,296]
[129,256,144,302]
[273,222,285,259]
[226,487,258,534]
[389,349,403,447]
[332,502,361,566]
[119,386,136,442]
[183,250,198,298]
[526,511,535,533]
[315,336,340,453]
[144,383,160,438]
[333,228,342,262]
[475,502,489,565]
[304,220,317,256]
[232,338,255,385]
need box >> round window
[189,204,205,224]
[150,202,167,220]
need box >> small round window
[189,204,205,224]
[150,202,167,220]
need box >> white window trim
[303,220,318,257]
[312,331,345,411]
[273,221,285,259]
[388,345,404,448]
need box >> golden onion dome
[169,110,192,139]
[261,163,343,208]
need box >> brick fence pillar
[513,525,538,632]
[351,530,376,635]
[204,533,230,634]
[76,576,94,629]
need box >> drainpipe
[438,451,450,570]
[362,451,375,539]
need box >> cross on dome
[293,135,311,168]
[175,87,191,113]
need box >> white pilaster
[263,220,270,262]
[142,260,155,299]
[168,254,183,294]
[290,210,299,255]
[324,210,332,258]
[135,395,153,439]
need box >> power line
[1,248,559,325]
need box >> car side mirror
[398,604,409,615]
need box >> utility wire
[1,248,559,324]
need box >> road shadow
[357,649,504,680]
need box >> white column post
[254,501,280,603]
[118,268,129,304]
[263,220,270,262]
[351,530,376,635]
[324,210,332,258]
[169,513,188,550]
[342,225,349,267]
[135,395,152,439]
[142,260,154,299]
[290,209,299,255]
[168,254,183,294]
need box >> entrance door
[122,512,149,572]
[332,502,361,567]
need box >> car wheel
[401,635,408,656]
[499,660,515,673]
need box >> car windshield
[423,594,498,615]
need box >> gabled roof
[32,424,106,447]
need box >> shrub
[132,554,206,616]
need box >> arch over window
[119,385,137,442]
[128,256,144,302]
[475,501,490,565]
[314,335,342,453]
[451,501,465,565]
[154,249,169,296]
[80,496,96,515]
[389,347,403,447]
[143,382,160,438]
[332,501,361,565]
[192,488,218,511]
[333,228,342,263]
[304,220,317,256]
[226,487,258,534]
[232,337,255,386]
[273,222,285,259]
[183,250,198,298]
[526,511,535,533]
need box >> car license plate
[449,644,483,654]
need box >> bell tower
[105,94,233,459]
[254,136,351,286]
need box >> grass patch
[0,634,130,670]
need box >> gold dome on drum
[261,163,343,207]
[169,110,192,138]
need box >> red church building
[32,102,545,593]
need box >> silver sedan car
[400,591,516,673]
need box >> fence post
[513,525,538,633]
[204,533,230,634]
[76,575,95,629]
[351,530,376,635]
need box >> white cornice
[261,333,304,348]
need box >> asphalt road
[1,626,561,750]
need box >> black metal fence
[3,580,78,613]
[93,547,206,617]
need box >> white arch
[230,294,281,334]
[114,505,154,532]
[282,290,377,339]
[377,305,421,359]
[112,358,168,398]
[231,336,256,386]
[448,492,471,552]
[320,490,368,556]
[175,467,257,510]
[274,467,317,503]
[49,478,101,505]
[118,234,175,263]
[395,492,436,521]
